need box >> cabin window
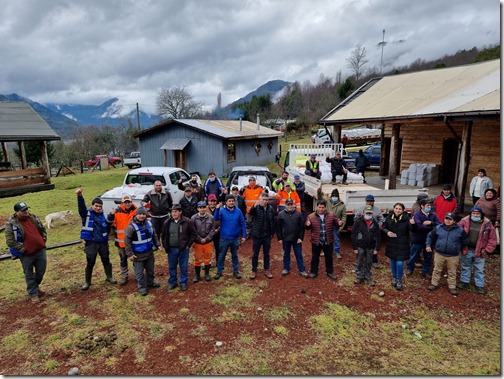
[227,143,236,163]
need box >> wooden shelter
[0,102,61,197]
[320,60,500,212]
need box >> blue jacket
[78,196,110,242]
[214,206,247,240]
[411,210,441,245]
[204,177,224,197]
[426,223,468,257]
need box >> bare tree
[156,85,203,119]
[346,44,369,81]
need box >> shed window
[227,143,236,163]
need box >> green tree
[337,78,355,100]
[13,141,54,166]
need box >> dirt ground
[0,230,500,375]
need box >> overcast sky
[1,0,500,115]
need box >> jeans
[167,247,189,286]
[118,247,129,276]
[460,250,486,287]
[212,232,220,262]
[333,229,341,254]
[310,243,334,274]
[217,237,240,273]
[283,241,306,272]
[407,243,432,274]
[133,255,155,291]
[356,247,373,280]
[389,259,405,281]
[252,236,272,271]
[20,249,47,297]
[331,169,347,182]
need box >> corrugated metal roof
[160,138,191,150]
[135,118,284,140]
[322,59,500,124]
[0,102,60,141]
[175,119,284,139]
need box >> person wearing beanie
[76,187,116,291]
[124,206,161,296]
[106,194,138,285]
[5,201,47,303]
[433,184,458,222]
[475,188,500,227]
[457,206,498,295]
[190,201,215,283]
[323,188,347,259]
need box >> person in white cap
[5,202,47,303]
[107,194,138,285]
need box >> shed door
[441,138,458,184]
[174,150,186,170]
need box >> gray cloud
[0,0,500,114]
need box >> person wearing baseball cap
[305,154,321,179]
[293,174,306,213]
[106,194,138,285]
[190,201,215,283]
[433,184,457,222]
[426,208,469,296]
[161,204,195,291]
[241,175,264,236]
[123,206,161,296]
[326,151,348,185]
[76,187,117,291]
[351,205,381,286]
[356,194,384,268]
[5,202,47,303]
[457,205,498,295]
[180,186,199,219]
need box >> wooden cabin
[320,60,500,212]
[0,102,61,197]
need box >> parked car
[84,154,122,167]
[99,167,200,212]
[123,151,141,169]
[225,166,278,210]
[347,143,381,168]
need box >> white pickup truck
[280,143,427,229]
[99,167,201,213]
[123,151,141,169]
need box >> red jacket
[433,193,457,222]
[458,216,497,258]
[305,211,340,245]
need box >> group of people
[5,167,499,301]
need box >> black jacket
[276,209,305,242]
[249,204,276,238]
[351,216,381,251]
[383,213,411,261]
[161,216,195,252]
[326,157,347,172]
[180,196,199,218]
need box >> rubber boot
[81,268,93,291]
[193,266,201,283]
[119,265,128,285]
[104,263,117,284]
[204,265,211,282]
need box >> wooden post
[18,141,27,169]
[455,121,472,213]
[332,125,342,143]
[1,142,9,162]
[388,123,400,189]
[40,141,51,183]
[379,125,386,176]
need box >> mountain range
[0,80,290,141]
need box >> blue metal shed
[134,119,283,177]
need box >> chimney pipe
[256,113,260,130]
[239,117,242,131]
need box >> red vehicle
[84,154,122,167]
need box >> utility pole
[136,103,141,131]
[379,29,386,74]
